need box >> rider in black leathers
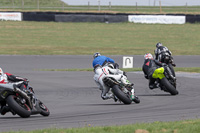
[154,42,176,67]
[142,53,166,89]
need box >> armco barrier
[23,12,55,22]
[186,15,200,23]
[55,14,127,23]
[5,12,200,23]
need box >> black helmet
[156,42,163,48]
[93,52,101,59]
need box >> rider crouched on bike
[0,68,30,115]
[154,42,176,67]
[92,52,132,100]
[142,53,167,90]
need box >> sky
[61,0,200,6]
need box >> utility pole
[88,1,90,10]
[186,2,188,12]
[159,0,162,13]
[98,0,100,11]
[12,0,14,9]
[109,1,111,10]
[22,0,24,9]
[37,0,40,10]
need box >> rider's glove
[172,63,176,67]
[114,63,119,69]
[161,63,167,66]
[123,71,127,77]
[23,80,29,86]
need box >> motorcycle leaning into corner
[93,63,140,105]
[153,63,178,95]
[0,81,50,118]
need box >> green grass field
[0,21,200,55]
[3,119,200,133]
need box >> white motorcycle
[94,64,140,105]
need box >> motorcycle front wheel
[38,101,50,116]
[132,96,140,104]
[112,85,132,104]
[6,95,31,118]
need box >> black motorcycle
[156,64,178,95]
[0,81,50,118]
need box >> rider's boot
[101,93,113,100]
[0,106,16,115]
[113,95,118,102]
[0,106,9,115]
[149,78,158,90]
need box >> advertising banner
[0,12,22,21]
[128,15,185,24]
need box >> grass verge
[38,67,200,73]
[3,119,200,133]
[0,22,200,55]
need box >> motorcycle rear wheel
[6,95,31,118]
[112,85,132,104]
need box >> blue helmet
[93,52,101,59]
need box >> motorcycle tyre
[6,95,31,118]
[160,78,178,95]
[133,96,140,104]
[112,85,132,105]
[39,101,50,116]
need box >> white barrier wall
[0,12,22,21]
[128,15,186,24]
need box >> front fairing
[0,85,15,101]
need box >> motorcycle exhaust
[13,86,33,109]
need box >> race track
[0,55,200,132]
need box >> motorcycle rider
[154,42,176,67]
[93,52,117,68]
[0,68,30,115]
[93,52,132,100]
[142,53,166,89]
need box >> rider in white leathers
[93,63,131,100]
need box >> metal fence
[0,0,200,14]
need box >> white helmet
[0,68,4,75]
[144,53,153,60]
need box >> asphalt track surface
[0,55,200,132]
